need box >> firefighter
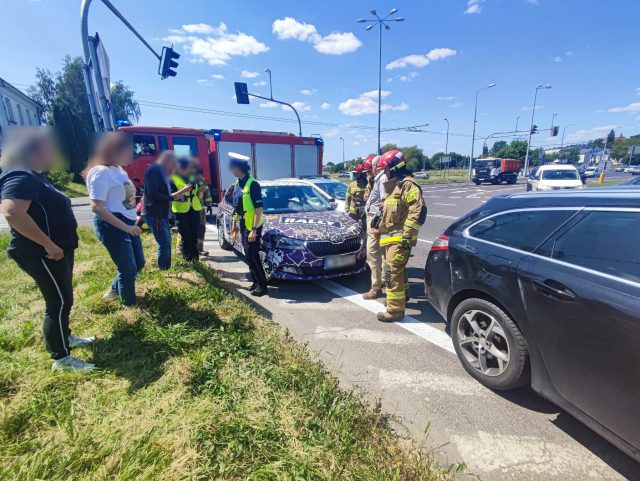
[344,163,368,230]
[375,150,427,322]
[362,155,387,300]
[190,157,213,257]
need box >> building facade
[0,77,42,151]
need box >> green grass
[0,228,459,480]
[60,181,88,198]
[586,179,623,187]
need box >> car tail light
[430,234,449,252]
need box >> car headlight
[273,236,305,249]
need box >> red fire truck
[119,126,324,203]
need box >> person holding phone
[85,132,146,306]
[0,128,95,372]
[171,158,199,261]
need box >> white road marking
[315,326,421,344]
[428,214,458,220]
[316,280,455,354]
[450,196,462,199]
[433,203,456,206]
[417,239,433,244]
[452,431,623,479]
[378,368,489,397]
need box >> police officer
[190,157,213,257]
[345,163,368,230]
[229,153,268,297]
[374,150,427,322]
[172,158,200,261]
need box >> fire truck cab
[119,126,324,203]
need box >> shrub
[45,169,73,190]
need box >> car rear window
[468,209,576,252]
[548,210,640,283]
[541,169,578,180]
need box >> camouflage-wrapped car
[217,180,367,281]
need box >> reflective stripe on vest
[172,175,202,214]
[234,177,264,231]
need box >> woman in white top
[84,132,145,306]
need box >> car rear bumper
[424,251,453,321]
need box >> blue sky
[3,0,640,163]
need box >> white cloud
[300,88,318,96]
[451,102,464,108]
[338,90,408,116]
[464,0,483,14]
[211,74,225,80]
[635,87,640,96]
[163,23,268,66]
[259,102,279,109]
[272,17,362,55]
[241,70,260,78]
[288,101,311,112]
[437,96,458,101]
[397,72,419,82]
[386,48,457,70]
[565,125,619,143]
[197,79,208,84]
[608,102,640,113]
[321,102,331,110]
[254,80,267,86]
[323,128,341,138]
[553,56,563,63]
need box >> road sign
[441,156,451,164]
[234,82,250,105]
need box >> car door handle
[459,244,478,254]
[532,279,576,301]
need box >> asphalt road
[203,180,639,481]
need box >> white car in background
[528,164,584,192]
[294,176,348,212]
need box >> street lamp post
[469,83,496,178]
[339,137,345,165]
[357,9,404,155]
[516,115,521,132]
[551,113,558,132]
[264,68,273,99]
[523,84,552,175]
[561,123,575,148]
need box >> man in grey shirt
[363,155,387,300]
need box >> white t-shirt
[87,165,137,220]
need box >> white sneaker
[102,289,119,301]
[68,334,96,348]
[52,356,95,373]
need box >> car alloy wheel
[259,251,276,283]
[456,309,510,377]
[451,298,529,390]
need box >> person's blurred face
[230,165,243,178]
[114,136,134,167]
[32,136,57,171]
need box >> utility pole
[264,68,273,99]
[357,9,405,155]
[561,123,575,148]
[515,115,521,132]
[469,83,496,178]
[524,84,552,175]
[339,137,345,165]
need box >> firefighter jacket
[190,173,213,208]
[379,175,427,247]
[345,179,368,217]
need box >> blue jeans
[143,214,171,270]
[93,214,145,306]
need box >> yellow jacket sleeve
[401,180,426,239]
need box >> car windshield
[262,185,334,214]
[475,160,488,168]
[315,181,347,200]
[542,169,578,180]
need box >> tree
[491,140,507,155]
[607,129,616,146]
[29,56,141,176]
[27,68,56,124]
[496,140,529,161]
[482,144,489,157]
[110,81,141,123]
[381,143,428,171]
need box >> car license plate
[324,254,357,270]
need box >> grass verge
[0,228,459,480]
[60,181,89,198]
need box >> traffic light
[159,46,180,79]
[531,125,538,134]
[234,82,250,105]
[551,126,559,137]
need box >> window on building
[549,211,640,283]
[5,98,15,123]
[468,209,576,252]
[172,137,198,157]
[133,135,157,158]
[17,104,24,126]
[26,110,33,125]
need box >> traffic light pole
[81,0,162,132]
[523,88,540,175]
[249,93,302,137]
